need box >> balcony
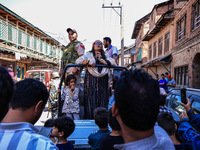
[0,19,61,64]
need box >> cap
[66,28,77,33]
[167,75,172,78]
[52,72,59,78]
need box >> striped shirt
[0,122,58,150]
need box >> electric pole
[102,3,124,66]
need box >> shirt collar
[0,122,39,133]
[106,45,113,51]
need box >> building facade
[172,0,200,88]
[131,0,200,89]
[0,4,63,81]
[131,13,150,68]
[142,0,174,78]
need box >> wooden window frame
[176,14,187,41]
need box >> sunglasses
[94,42,102,45]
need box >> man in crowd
[103,37,118,63]
[112,69,175,149]
[159,73,167,91]
[0,79,57,149]
[157,113,191,150]
[61,28,85,86]
[167,75,176,91]
[0,66,14,121]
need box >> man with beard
[103,37,118,64]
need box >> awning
[141,53,171,67]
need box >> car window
[166,94,173,107]
[170,95,184,115]
[190,95,200,114]
[28,72,40,80]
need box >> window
[165,33,170,52]
[138,47,142,61]
[40,41,43,52]
[18,30,22,45]
[175,66,188,86]
[191,95,200,114]
[158,38,163,56]
[153,42,157,58]
[34,37,37,50]
[192,1,200,30]
[149,45,152,60]
[8,24,12,41]
[170,95,185,115]
[176,14,186,41]
[27,35,30,48]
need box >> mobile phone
[38,127,52,137]
[181,88,187,104]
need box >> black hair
[10,79,49,110]
[160,95,166,106]
[112,76,119,90]
[0,66,14,121]
[114,69,160,131]
[157,113,175,136]
[161,74,164,76]
[165,72,169,76]
[65,74,76,86]
[94,107,109,128]
[90,47,106,60]
[53,116,75,139]
[44,119,55,127]
[108,109,121,130]
[103,37,112,44]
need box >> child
[88,107,111,150]
[62,74,80,120]
[51,116,75,150]
[157,113,192,150]
[100,109,124,150]
[44,118,57,143]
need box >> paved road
[35,105,52,127]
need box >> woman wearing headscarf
[76,40,116,119]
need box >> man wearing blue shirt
[159,74,167,91]
[103,37,118,63]
[0,79,57,150]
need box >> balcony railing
[0,19,61,63]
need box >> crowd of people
[156,72,176,95]
[1,66,200,150]
[0,27,200,150]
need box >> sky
[0,0,167,51]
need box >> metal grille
[12,26,18,44]
[1,21,8,41]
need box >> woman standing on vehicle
[76,40,116,119]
